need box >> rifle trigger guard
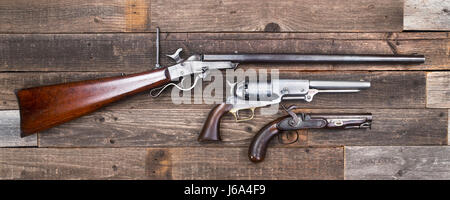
[149,73,203,97]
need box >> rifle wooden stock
[198,103,233,141]
[16,68,171,137]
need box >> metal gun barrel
[309,80,370,90]
[203,54,425,63]
[309,113,373,120]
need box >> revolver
[199,79,370,141]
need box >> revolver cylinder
[233,79,370,102]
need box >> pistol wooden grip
[16,69,171,137]
[198,103,233,141]
[248,121,281,162]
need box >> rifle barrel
[203,54,425,63]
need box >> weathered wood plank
[0,71,426,110]
[169,147,343,180]
[0,147,343,180]
[186,32,449,40]
[427,72,450,108]
[0,110,37,147]
[0,148,148,179]
[404,0,450,31]
[345,146,450,180]
[0,0,402,33]
[0,0,151,33]
[0,33,447,72]
[152,0,402,32]
[34,108,447,147]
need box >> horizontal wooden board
[151,0,402,32]
[426,72,450,108]
[345,146,450,180]
[0,110,37,147]
[0,147,343,180]
[0,0,402,33]
[0,148,148,179]
[0,71,426,110]
[404,0,450,30]
[186,32,449,40]
[0,0,151,33]
[34,108,447,147]
[0,33,447,72]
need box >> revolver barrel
[309,80,370,90]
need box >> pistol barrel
[203,54,425,63]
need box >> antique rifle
[248,105,372,162]
[16,28,423,137]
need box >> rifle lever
[149,73,203,97]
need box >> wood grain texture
[169,147,343,180]
[0,110,37,147]
[427,72,450,108]
[33,108,447,147]
[345,146,450,180]
[151,0,402,32]
[0,0,402,33]
[0,0,151,33]
[0,71,427,110]
[0,147,343,180]
[404,0,450,30]
[0,148,148,179]
[0,33,447,72]
[16,69,170,136]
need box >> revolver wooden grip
[198,103,233,141]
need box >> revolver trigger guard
[230,107,255,122]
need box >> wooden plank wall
[0,0,449,180]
